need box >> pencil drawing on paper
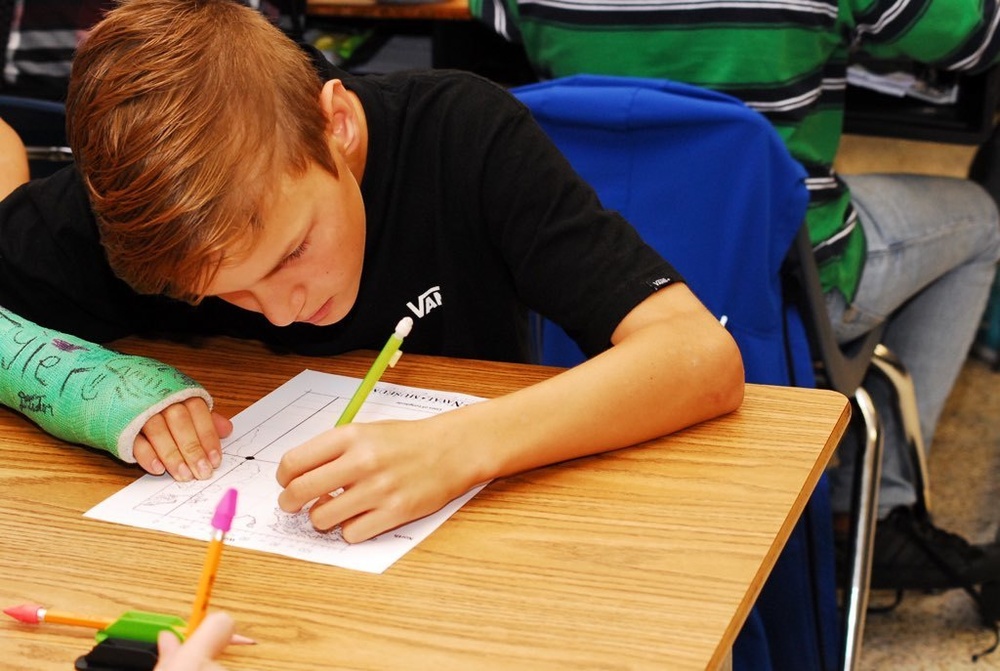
[85,369,487,574]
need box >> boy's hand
[134,397,234,481]
[275,419,472,544]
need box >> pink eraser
[3,603,42,624]
[211,488,238,532]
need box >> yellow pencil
[4,602,256,644]
[4,603,110,629]
[187,488,238,635]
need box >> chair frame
[784,227,929,671]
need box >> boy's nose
[257,292,297,327]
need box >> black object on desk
[74,638,158,671]
[844,59,1000,145]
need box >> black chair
[784,227,930,671]
[0,95,72,178]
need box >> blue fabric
[513,75,839,671]
[733,607,773,671]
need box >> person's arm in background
[0,118,29,198]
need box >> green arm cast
[0,306,212,463]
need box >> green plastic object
[95,610,187,644]
[0,306,211,462]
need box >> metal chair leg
[869,343,931,514]
[842,386,882,671]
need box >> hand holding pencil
[277,317,429,543]
[273,316,491,544]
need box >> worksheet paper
[85,370,487,574]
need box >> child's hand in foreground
[154,611,235,671]
[135,397,234,481]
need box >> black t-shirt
[0,67,681,363]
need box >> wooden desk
[306,0,470,21]
[0,337,848,670]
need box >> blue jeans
[826,173,1000,517]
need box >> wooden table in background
[0,337,848,670]
[306,0,471,20]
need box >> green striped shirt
[471,0,1000,301]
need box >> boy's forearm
[435,311,744,485]
[0,305,212,462]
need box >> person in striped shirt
[0,1,114,100]
[0,0,286,101]
[472,0,1000,596]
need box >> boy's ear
[319,79,359,153]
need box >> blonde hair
[68,0,337,300]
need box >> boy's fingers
[212,412,234,439]
[277,455,355,513]
[141,414,194,481]
[340,509,393,544]
[133,434,166,475]
[275,426,351,487]
[139,401,229,481]
[182,397,223,468]
[305,490,358,531]
[161,403,214,480]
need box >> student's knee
[966,179,1000,264]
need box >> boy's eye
[278,240,309,269]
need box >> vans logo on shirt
[647,277,673,290]
[407,286,442,319]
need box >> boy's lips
[303,298,333,325]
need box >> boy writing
[0,0,742,543]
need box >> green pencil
[335,317,414,426]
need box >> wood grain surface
[0,336,848,670]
